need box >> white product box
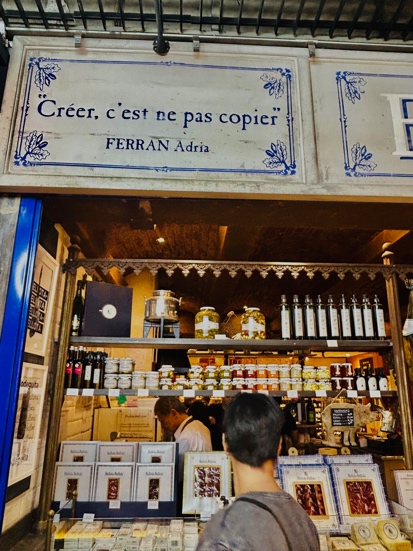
[134,464,175,502]
[60,441,99,462]
[138,442,177,464]
[54,463,95,505]
[97,442,138,463]
[93,463,135,501]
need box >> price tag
[82,389,94,396]
[109,500,121,509]
[287,390,298,399]
[108,389,120,397]
[183,389,196,398]
[315,390,327,397]
[82,513,95,523]
[147,500,159,509]
[213,390,225,398]
[66,388,79,396]
[138,389,149,397]
[327,340,338,348]
[241,390,253,394]
[258,390,269,395]
[347,390,358,398]
[370,390,381,398]
[53,513,60,523]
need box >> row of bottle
[280,293,386,340]
[65,346,108,389]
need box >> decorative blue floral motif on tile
[336,71,377,177]
[261,69,295,174]
[14,130,50,166]
[29,57,61,91]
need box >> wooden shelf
[70,337,392,353]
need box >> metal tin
[144,290,181,322]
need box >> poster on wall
[8,362,48,485]
[25,244,59,357]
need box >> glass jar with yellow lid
[195,306,220,339]
[241,307,266,339]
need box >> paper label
[66,388,79,396]
[327,340,338,347]
[109,500,121,509]
[370,390,381,398]
[138,389,149,397]
[82,513,95,522]
[213,390,225,397]
[82,389,94,396]
[347,390,358,398]
[148,500,159,509]
[287,390,298,398]
[403,319,413,336]
[316,390,327,397]
[108,389,120,396]
[184,389,196,398]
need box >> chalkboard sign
[331,408,354,427]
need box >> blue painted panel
[0,197,42,528]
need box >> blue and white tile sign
[9,49,299,178]
[311,56,413,183]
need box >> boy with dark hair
[196,393,320,551]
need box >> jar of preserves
[256,366,268,379]
[159,365,174,379]
[131,371,146,390]
[290,364,302,379]
[341,363,354,377]
[267,364,279,378]
[232,364,245,378]
[219,365,232,380]
[103,374,118,389]
[195,306,220,339]
[232,378,245,390]
[117,374,132,389]
[331,377,343,391]
[188,378,203,390]
[317,380,332,391]
[245,364,257,379]
[188,365,203,379]
[256,380,269,391]
[330,363,342,377]
[219,379,233,391]
[303,379,317,391]
[204,379,218,390]
[302,366,317,380]
[159,378,173,390]
[279,365,291,379]
[245,379,257,391]
[204,366,218,380]
[241,308,266,339]
[145,371,160,390]
[172,379,187,390]
[279,378,291,391]
[119,358,134,374]
[268,379,280,391]
[342,377,355,391]
[104,358,119,374]
[291,378,303,391]
[316,366,331,381]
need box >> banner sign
[9,50,301,179]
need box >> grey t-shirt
[196,491,320,551]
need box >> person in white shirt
[154,396,212,481]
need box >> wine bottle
[361,294,375,339]
[64,345,76,388]
[279,294,292,340]
[376,368,388,391]
[339,294,352,340]
[350,294,364,340]
[82,350,93,389]
[366,366,378,391]
[372,295,386,339]
[92,351,104,389]
[326,295,340,339]
[291,294,304,339]
[354,367,366,391]
[71,346,84,388]
[70,280,85,337]
[303,295,317,339]
[306,398,316,424]
[315,295,328,339]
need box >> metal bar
[274,0,286,35]
[33,0,50,29]
[236,0,244,34]
[366,0,383,39]
[76,0,87,29]
[255,0,265,34]
[55,0,69,31]
[329,0,347,38]
[199,0,203,32]
[384,0,408,41]
[0,3,10,26]
[293,0,306,36]
[218,0,224,33]
[402,14,413,40]
[383,248,413,469]
[13,0,30,28]
[37,237,81,529]
[311,0,326,36]
[179,0,183,33]
[138,0,144,32]
[347,0,367,38]
[96,0,106,31]
[117,0,126,31]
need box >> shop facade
[2,34,413,546]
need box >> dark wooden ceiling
[42,195,413,335]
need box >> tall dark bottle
[71,346,84,388]
[279,295,292,340]
[291,294,304,339]
[361,294,375,339]
[82,350,93,389]
[326,295,340,339]
[92,352,104,389]
[306,398,316,424]
[372,295,386,339]
[303,295,317,339]
[350,294,364,340]
[315,295,328,339]
[64,345,76,388]
[71,280,85,337]
[339,294,352,340]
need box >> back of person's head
[154,396,186,416]
[223,392,284,467]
